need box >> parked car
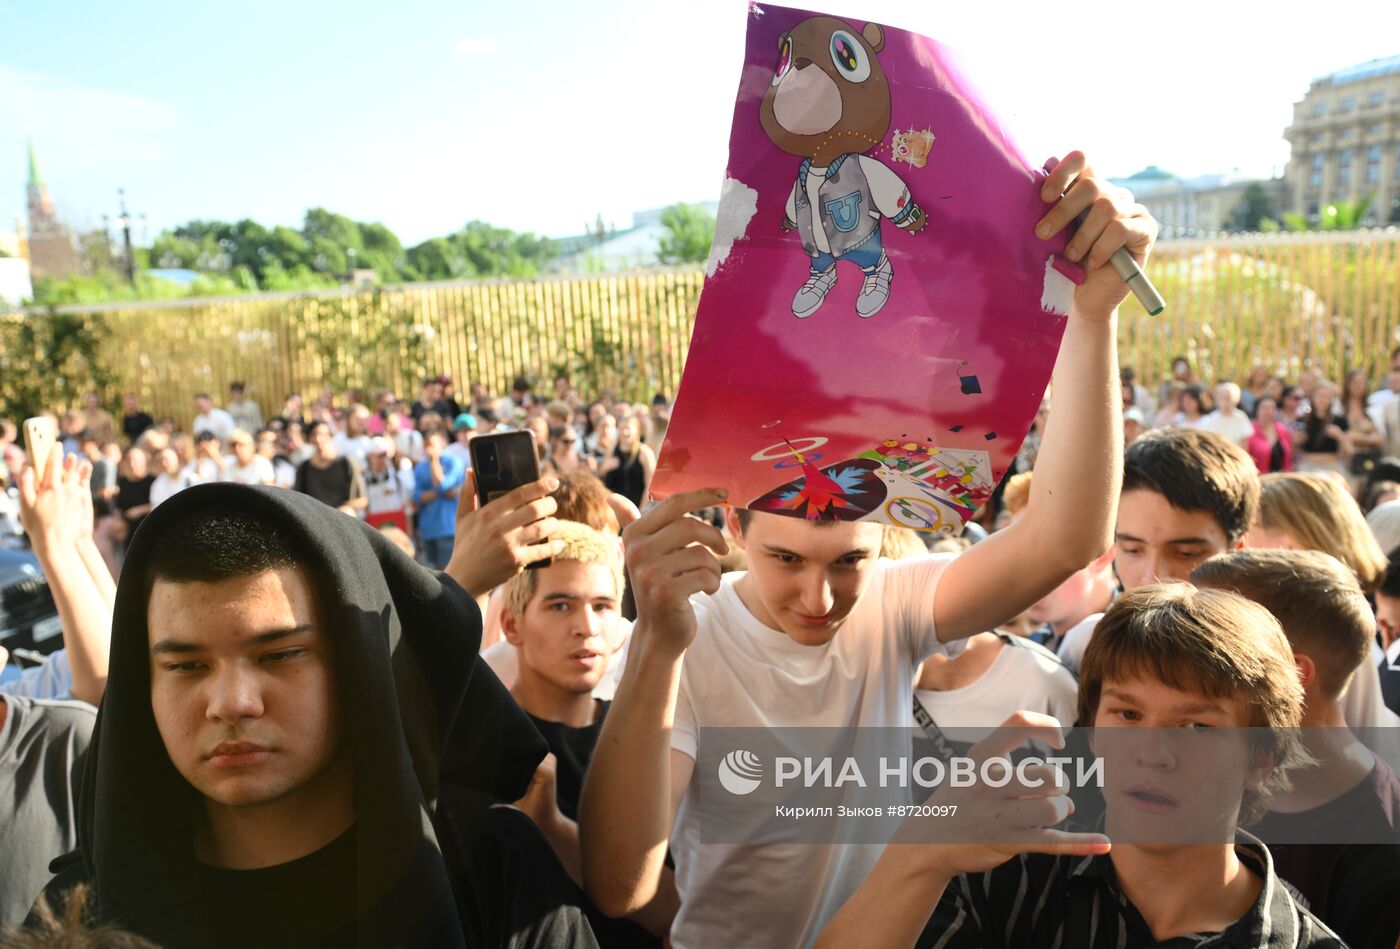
[0,546,62,662]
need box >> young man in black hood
[31,482,597,948]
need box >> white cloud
[453,37,498,56]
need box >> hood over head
[78,484,546,946]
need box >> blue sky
[3,0,1398,246]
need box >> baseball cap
[453,413,477,431]
[368,436,392,455]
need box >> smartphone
[469,430,551,568]
[22,416,59,484]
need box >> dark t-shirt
[115,474,154,536]
[527,701,609,822]
[1303,414,1349,453]
[524,702,659,949]
[1252,758,1400,949]
[121,411,153,442]
[195,826,358,948]
[0,696,93,927]
[296,457,356,509]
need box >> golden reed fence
[3,232,1398,431]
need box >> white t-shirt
[364,468,414,517]
[668,554,957,949]
[192,457,225,484]
[333,434,375,470]
[223,455,275,485]
[1198,410,1254,445]
[150,471,196,508]
[913,634,1079,742]
[1055,612,1105,674]
[192,408,236,443]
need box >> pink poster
[651,3,1074,534]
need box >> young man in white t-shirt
[221,430,275,486]
[580,152,1157,948]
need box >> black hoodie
[33,484,598,948]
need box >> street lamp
[116,188,135,282]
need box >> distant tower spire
[24,139,79,278]
[26,137,46,191]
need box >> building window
[1366,145,1382,184]
[1313,102,1327,116]
[1311,153,1325,188]
[1368,124,1383,136]
[1339,148,1354,187]
[1340,96,1356,112]
[1312,133,1326,144]
[1340,127,1355,139]
[1369,90,1386,107]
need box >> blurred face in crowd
[1114,489,1234,589]
[1213,384,1238,413]
[1171,358,1190,380]
[1377,591,1400,649]
[729,510,885,646]
[256,433,278,459]
[1310,383,1337,418]
[367,449,389,473]
[148,566,347,812]
[230,436,255,467]
[123,393,140,413]
[199,436,222,459]
[123,448,149,479]
[526,415,549,444]
[421,383,439,405]
[1255,397,1279,427]
[1387,370,1400,395]
[1280,389,1304,419]
[505,559,618,696]
[618,416,640,451]
[1265,377,1285,401]
[155,449,179,476]
[284,395,302,415]
[194,396,213,415]
[62,412,84,436]
[229,386,245,403]
[346,409,369,438]
[1298,370,1319,398]
[1344,370,1369,402]
[84,392,101,410]
[424,431,447,460]
[310,424,335,458]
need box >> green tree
[656,203,716,265]
[1225,184,1278,232]
[1284,195,1374,232]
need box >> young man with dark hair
[1114,428,1260,590]
[582,153,1157,947]
[31,484,597,947]
[820,584,1341,948]
[1193,549,1400,949]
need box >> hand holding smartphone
[468,430,553,569]
[22,417,59,484]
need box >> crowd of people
[0,374,669,573]
[0,158,1395,949]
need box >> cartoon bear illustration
[759,16,927,320]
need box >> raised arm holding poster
[651,2,1084,533]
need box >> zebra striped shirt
[917,832,1346,948]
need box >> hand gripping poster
[650,3,1075,534]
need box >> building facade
[1283,55,1400,225]
[1110,166,1285,236]
[24,140,80,280]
